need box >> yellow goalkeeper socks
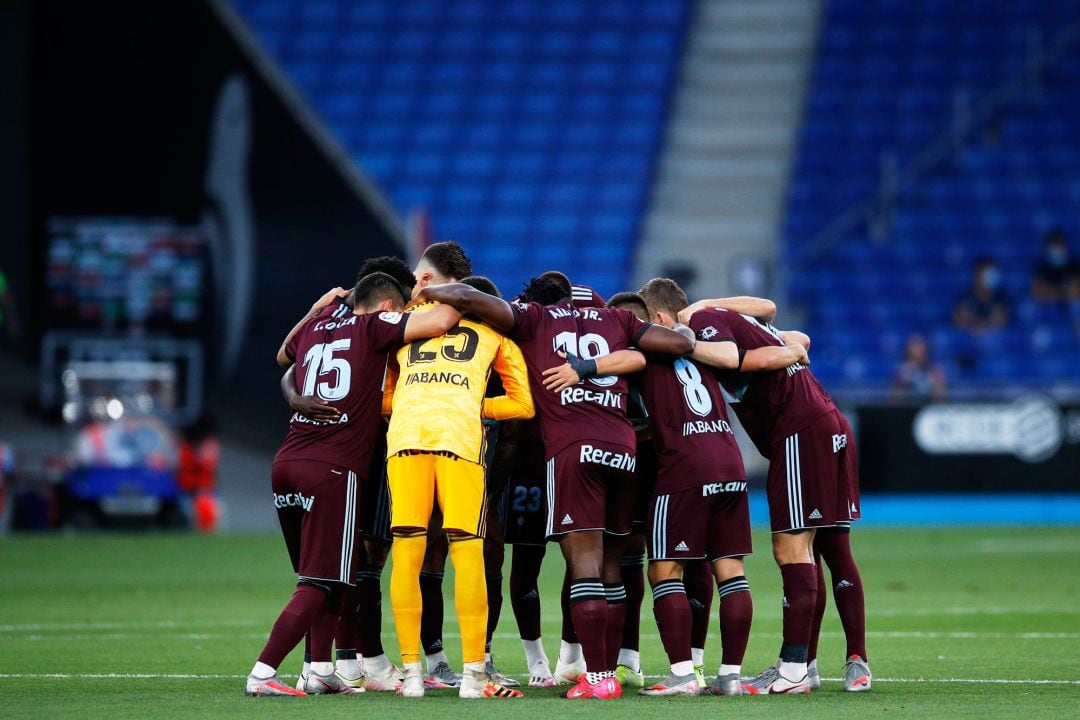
[390,532,427,665]
[449,535,488,666]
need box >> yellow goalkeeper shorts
[387,451,487,537]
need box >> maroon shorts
[838,412,862,520]
[766,409,860,533]
[646,481,752,561]
[272,459,360,585]
[545,440,635,538]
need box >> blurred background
[1,0,1078,534]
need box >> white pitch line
[0,673,1077,685]
[0,619,262,633]
[859,631,1080,640]
[869,606,1080,618]
[7,629,1078,642]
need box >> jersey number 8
[673,357,713,416]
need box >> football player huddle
[244,242,871,700]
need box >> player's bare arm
[742,343,809,371]
[418,282,516,332]
[279,363,342,422]
[676,295,777,325]
[636,323,695,356]
[276,286,348,367]
[400,302,462,342]
[541,349,646,392]
[692,339,807,371]
[780,330,811,351]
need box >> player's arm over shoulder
[677,295,777,326]
[689,310,807,371]
[418,283,516,333]
[276,287,348,367]
[620,306,694,357]
[399,302,462,343]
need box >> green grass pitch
[2,527,1079,719]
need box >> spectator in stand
[1030,229,1080,334]
[891,334,946,401]
[952,257,1010,334]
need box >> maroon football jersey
[640,354,745,493]
[274,304,407,474]
[510,299,650,457]
[688,308,835,454]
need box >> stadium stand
[231,0,690,300]
[785,0,1080,392]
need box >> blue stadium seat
[784,0,1080,391]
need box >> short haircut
[520,276,570,306]
[538,270,572,296]
[461,275,501,298]
[352,271,407,311]
[421,241,472,281]
[357,255,417,291]
[639,277,688,318]
[607,290,649,321]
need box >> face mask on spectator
[981,267,1001,290]
[1047,246,1069,268]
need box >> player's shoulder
[689,307,738,338]
[571,284,604,308]
[372,309,406,326]
[405,297,439,313]
[459,314,501,338]
[510,298,540,313]
[306,303,356,331]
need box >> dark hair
[520,277,570,306]
[607,291,649,321]
[352,271,407,311]
[538,270,572,296]
[357,255,416,291]
[639,277,688,318]
[461,275,501,298]
[1045,227,1066,245]
[421,241,472,281]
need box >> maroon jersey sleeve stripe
[631,321,653,347]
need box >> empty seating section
[232,0,689,299]
[787,0,1080,389]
